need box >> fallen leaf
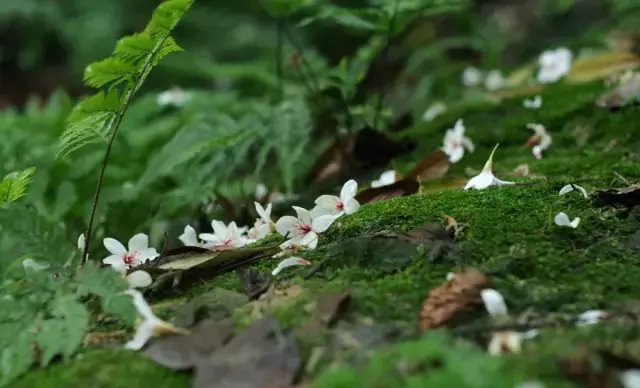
[172,288,249,328]
[83,330,127,347]
[596,72,640,109]
[193,315,300,388]
[248,284,305,319]
[592,185,640,207]
[355,177,419,204]
[443,215,463,238]
[419,268,489,330]
[566,51,640,84]
[315,289,352,326]
[144,319,234,370]
[558,346,615,388]
[155,246,279,271]
[405,149,450,181]
[238,268,271,300]
[308,137,355,184]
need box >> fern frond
[0,167,36,206]
[58,0,192,157]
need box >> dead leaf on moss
[193,315,300,388]
[172,288,249,328]
[405,149,450,181]
[596,72,640,109]
[419,268,489,331]
[566,51,640,84]
[355,177,419,204]
[443,215,463,238]
[592,185,640,207]
[248,284,305,319]
[238,268,270,300]
[83,330,127,347]
[315,289,352,325]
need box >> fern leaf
[83,57,137,89]
[0,167,36,206]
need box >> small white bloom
[178,225,200,247]
[313,180,360,217]
[576,309,607,326]
[422,101,447,122]
[253,202,274,239]
[271,257,311,276]
[442,119,475,163]
[462,66,483,87]
[103,233,159,271]
[559,184,588,198]
[537,47,573,84]
[464,144,515,190]
[620,369,640,388]
[275,206,337,249]
[255,183,268,200]
[157,88,190,107]
[123,289,189,350]
[481,289,509,317]
[523,95,542,109]
[371,170,398,188]
[554,212,580,228]
[484,69,505,91]
[525,123,552,159]
[199,220,247,248]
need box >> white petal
[532,145,543,159]
[461,136,475,153]
[271,257,311,276]
[77,234,86,251]
[211,220,228,239]
[298,231,318,249]
[314,195,341,212]
[137,247,159,262]
[128,233,149,251]
[446,272,455,280]
[178,225,199,246]
[311,204,337,217]
[255,202,267,221]
[199,233,221,243]
[292,206,312,225]
[448,146,464,163]
[464,171,495,190]
[256,223,271,239]
[103,254,125,270]
[619,370,640,388]
[554,212,579,228]
[559,184,587,198]
[569,217,581,228]
[124,320,155,350]
[558,184,574,196]
[340,180,358,200]
[126,271,153,289]
[312,214,337,233]
[22,258,51,272]
[481,289,508,316]
[275,215,300,238]
[493,177,516,186]
[124,289,157,321]
[255,183,268,199]
[104,238,127,256]
[576,310,607,326]
[343,197,360,215]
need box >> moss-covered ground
[15,80,640,387]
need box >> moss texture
[15,80,640,387]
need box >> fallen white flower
[463,144,515,190]
[199,220,247,248]
[313,180,360,217]
[537,47,572,84]
[523,95,542,109]
[255,183,268,200]
[484,69,505,91]
[481,289,509,317]
[179,225,209,247]
[272,257,311,276]
[462,66,483,87]
[157,87,190,107]
[442,119,475,163]
[620,369,640,388]
[276,206,337,250]
[103,233,159,271]
[253,202,275,239]
[422,101,447,122]
[123,289,189,350]
[576,309,607,326]
[22,258,51,272]
[554,212,580,228]
[559,184,588,198]
[526,123,552,159]
[371,170,398,188]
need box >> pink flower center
[337,202,344,210]
[299,224,312,234]
[123,252,136,265]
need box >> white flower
[313,180,360,217]
[559,184,588,198]
[157,88,190,107]
[537,47,572,84]
[199,220,247,248]
[422,101,446,122]
[484,69,505,91]
[576,310,607,326]
[620,369,640,388]
[253,202,275,239]
[103,233,159,271]
[463,144,515,190]
[462,66,483,87]
[554,212,580,228]
[123,289,189,350]
[442,119,475,163]
[481,289,509,317]
[523,95,542,109]
[525,123,552,159]
[275,206,337,249]
[271,257,311,276]
[371,170,398,188]
[179,225,206,247]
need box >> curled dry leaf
[443,215,463,238]
[405,149,450,181]
[592,185,640,207]
[596,72,640,109]
[355,178,419,205]
[419,268,490,331]
[314,289,352,326]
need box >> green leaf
[75,266,135,324]
[52,181,77,219]
[0,167,35,206]
[0,325,36,387]
[83,57,137,89]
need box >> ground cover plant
[1,0,640,387]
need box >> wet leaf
[419,268,489,330]
[355,177,419,204]
[172,288,249,328]
[145,319,234,370]
[565,52,640,83]
[405,149,450,181]
[592,185,640,207]
[238,268,271,300]
[193,316,300,388]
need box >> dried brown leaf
[592,185,640,207]
[566,52,640,84]
[405,149,450,181]
[314,289,352,326]
[355,177,419,204]
[419,268,489,331]
[596,72,640,109]
[248,284,305,319]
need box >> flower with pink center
[103,233,159,271]
[442,119,474,163]
[275,206,337,249]
[199,220,247,248]
[313,180,360,218]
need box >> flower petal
[576,310,607,326]
[127,271,153,289]
[211,220,227,239]
[77,234,86,251]
[558,184,573,196]
[103,254,125,270]
[481,289,508,316]
[128,233,149,251]
[104,238,127,256]
[343,197,360,215]
[199,233,220,243]
[340,180,358,200]
[298,231,318,249]
[179,225,199,247]
[271,257,311,276]
[464,171,495,190]
[256,223,271,239]
[124,320,155,350]
[448,146,464,163]
[275,216,299,238]
[124,289,157,321]
[461,136,475,153]
[312,214,337,233]
[292,206,312,225]
[314,195,340,212]
[22,258,51,272]
[554,212,579,228]
[137,247,159,263]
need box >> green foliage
[0,167,35,206]
[58,0,192,157]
